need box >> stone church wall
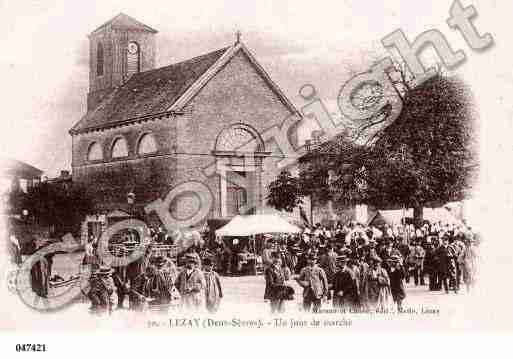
[176,50,298,220]
[72,116,177,213]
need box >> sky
[2,0,513,328]
[0,1,511,191]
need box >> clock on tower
[128,41,139,55]
[127,41,140,77]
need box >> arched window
[87,142,103,161]
[97,42,104,76]
[215,124,264,152]
[127,41,140,78]
[111,137,129,158]
[137,133,157,155]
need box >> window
[111,137,129,158]
[215,124,264,152]
[137,133,157,155]
[87,142,103,161]
[19,179,28,193]
[97,42,104,76]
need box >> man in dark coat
[379,239,402,271]
[436,236,457,294]
[423,239,437,290]
[332,255,358,309]
[387,255,407,311]
[319,246,337,300]
[130,255,177,311]
[264,253,287,313]
[278,242,294,273]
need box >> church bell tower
[87,13,158,111]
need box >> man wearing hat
[264,252,288,313]
[387,255,407,311]
[379,239,402,272]
[175,253,206,310]
[261,239,274,270]
[423,237,438,290]
[436,235,457,294]
[184,245,202,270]
[296,254,328,312]
[88,265,115,313]
[300,229,311,250]
[112,238,141,309]
[319,245,337,300]
[409,239,425,286]
[128,255,176,311]
[332,255,358,309]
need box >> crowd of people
[17,218,479,315]
[86,251,224,314]
[262,221,480,313]
[85,227,223,314]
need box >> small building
[0,158,43,216]
[0,158,43,195]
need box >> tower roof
[90,13,158,35]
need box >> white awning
[215,214,301,236]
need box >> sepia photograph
[1,0,513,356]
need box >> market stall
[215,214,301,275]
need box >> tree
[367,74,476,221]
[295,72,478,224]
[267,170,303,212]
[23,182,94,237]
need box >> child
[203,257,223,313]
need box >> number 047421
[15,344,46,352]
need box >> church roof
[71,41,300,135]
[90,13,158,35]
[70,47,229,134]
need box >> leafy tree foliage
[268,74,477,223]
[267,170,303,212]
[22,182,93,236]
[83,160,172,212]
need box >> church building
[69,14,302,236]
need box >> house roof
[90,13,158,35]
[299,132,360,164]
[70,47,229,133]
[70,41,300,135]
[0,158,43,179]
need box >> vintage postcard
[1,0,512,351]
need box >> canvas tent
[368,207,462,226]
[214,215,249,236]
[215,214,301,237]
[423,207,462,226]
[368,209,412,226]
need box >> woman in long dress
[461,236,478,292]
[363,255,393,311]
